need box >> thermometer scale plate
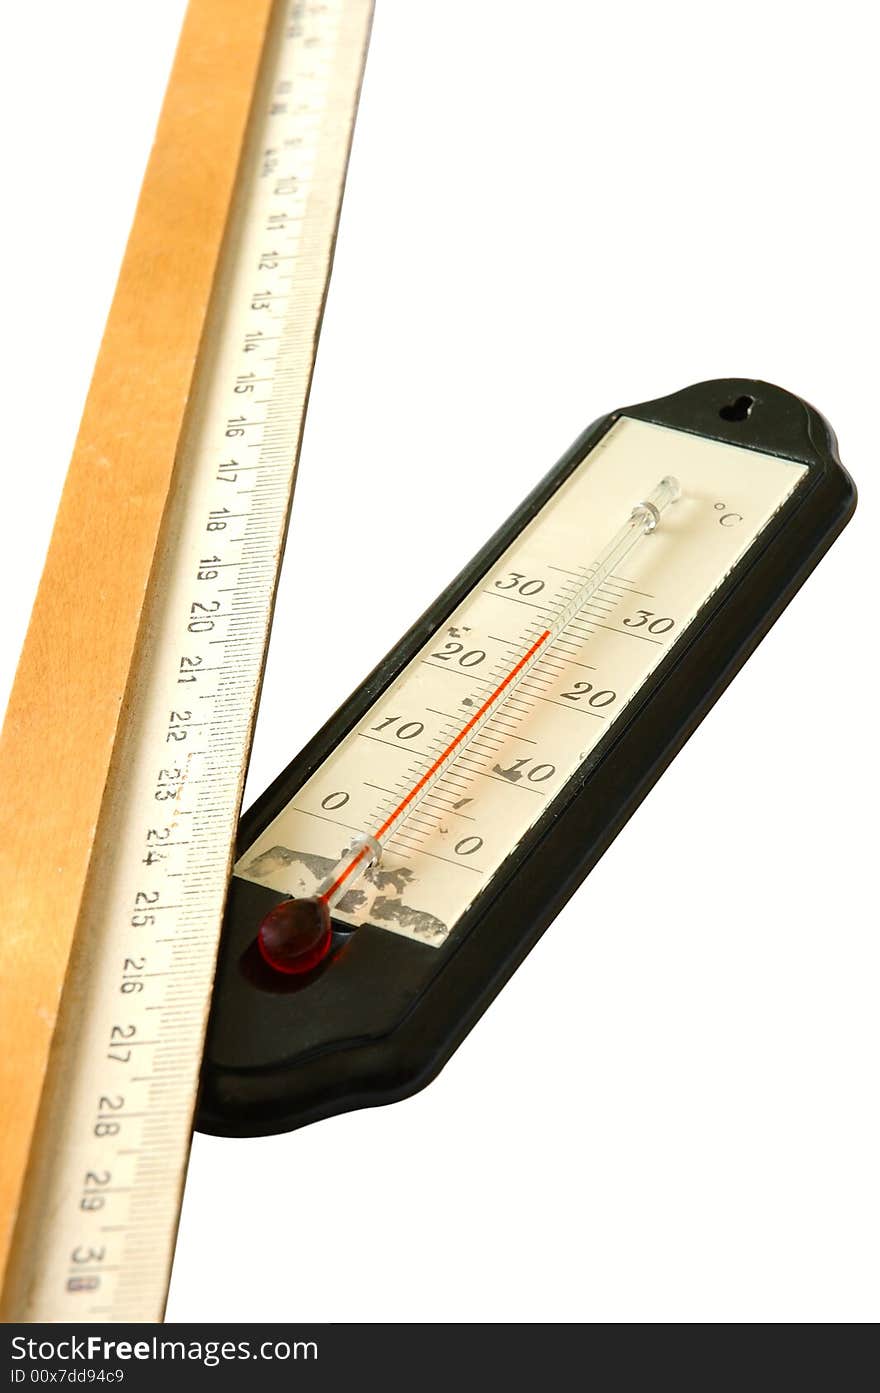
[237,420,802,944]
[199,378,856,1137]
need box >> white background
[0,1,876,1323]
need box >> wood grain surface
[0,0,276,1293]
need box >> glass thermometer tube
[257,475,681,974]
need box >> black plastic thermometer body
[197,379,856,1137]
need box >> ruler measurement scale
[5,0,372,1322]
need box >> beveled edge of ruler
[0,0,276,1292]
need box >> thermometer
[255,472,683,974]
[198,377,855,1137]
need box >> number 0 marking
[455,836,483,856]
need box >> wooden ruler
[0,0,372,1321]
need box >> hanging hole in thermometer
[257,475,681,974]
